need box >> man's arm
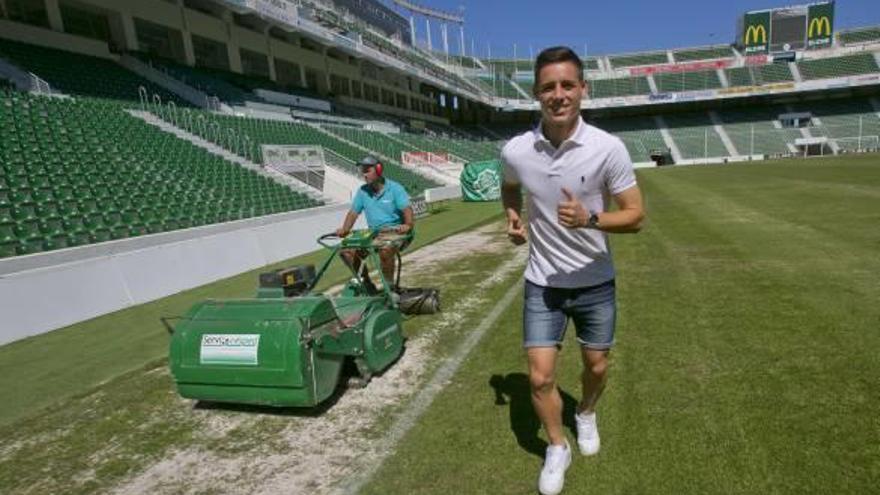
[502,181,527,245]
[396,206,414,233]
[336,210,359,237]
[596,185,644,233]
[557,185,644,233]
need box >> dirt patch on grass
[108,220,527,495]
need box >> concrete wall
[0,18,112,58]
[0,204,363,346]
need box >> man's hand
[335,227,350,238]
[396,224,412,234]
[507,215,527,245]
[557,187,588,229]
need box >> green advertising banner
[460,160,501,202]
[743,11,771,54]
[807,2,835,49]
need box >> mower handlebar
[317,232,342,248]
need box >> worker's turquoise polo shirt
[351,178,410,230]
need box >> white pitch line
[338,277,524,495]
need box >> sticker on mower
[200,334,260,365]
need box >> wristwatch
[586,211,600,229]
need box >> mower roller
[166,228,438,408]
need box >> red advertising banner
[743,55,769,66]
[630,59,734,76]
[402,151,450,165]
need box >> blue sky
[384,0,880,58]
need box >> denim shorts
[523,279,617,350]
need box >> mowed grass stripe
[0,202,503,427]
[645,158,880,267]
[362,156,880,494]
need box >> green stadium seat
[128,223,147,237]
[12,205,37,221]
[43,235,69,251]
[0,204,13,224]
[14,219,41,240]
[16,238,44,255]
[90,228,111,243]
[0,187,10,208]
[63,215,87,234]
[0,220,15,243]
[39,218,65,237]
[0,239,17,258]
[11,188,35,206]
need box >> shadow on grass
[489,373,579,459]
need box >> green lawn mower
[166,229,439,408]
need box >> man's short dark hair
[534,46,584,84]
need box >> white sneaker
[538,440,571,495]
[575,410,600,456]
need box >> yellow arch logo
[808,16,831,38]
[745,25,767,45]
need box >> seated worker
[335,156,414,292]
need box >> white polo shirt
[501,117,637,288]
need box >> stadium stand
[588,76,652,98]
[159,108,439,195]
[754,63,795,84]
[488,59,533,73]
[797,53,880,80]
[0,91,321,258]
[0,38,188,105]
[791,99,880,151]
[323,124,418,164]
[717,106,793,156]
[838,26,880,45]
[609,51,669,68]
[663,113,729,159]
[583,58,601,71]
[588,117,667,163]
[446,54,482,69]
[724,62,794,87]
[130,54,256,105]
[724,66,754,87]
[472,75,522,99]
[672,46,735,62]
[654,69,722,93]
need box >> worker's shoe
[575,410,600,456]
[538,440,571,495]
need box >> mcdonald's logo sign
[808,16,831,38]
[745,25,767,45]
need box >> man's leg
[341,249,376,291]
[378,246,398,288]
[578,349,609,413]
[527,347,566,446]
[340,248,363,274]
[524,281,571,495]
[569,280,616,456]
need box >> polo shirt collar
[362,180,388,197]
[533,116,588,151]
